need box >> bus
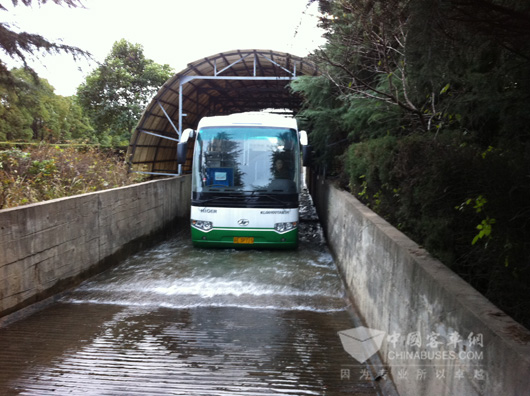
[177,112,310,249]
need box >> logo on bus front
[260,210,290,215]
[238,219,250,226]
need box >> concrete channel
[0,191,397,396]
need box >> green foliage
[1,39,173,147]
[76,39,174,146]
[298,0,530,328]
[0,68,95,142]
[406,0,530,144]
[342,132,530,327]
[309,0,429,130]
[0,145,146,208]
[343,135,399,219]
[341,96,403,141]
[292,75,350,173]
[456,195,497,246]
[292,75,403,176]
[472,217,496,246]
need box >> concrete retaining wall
[311,176,530,396]
[0,175,191,318]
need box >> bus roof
[197,112,298,130]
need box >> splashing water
[64,225,349,312]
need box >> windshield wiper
[194,196,233,204]
[194,192,291,206]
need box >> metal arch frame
[176,51,299,136]
[131,51,307,177]
[177,75,296,135]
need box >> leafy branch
[311,0,449,132]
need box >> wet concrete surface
[0,193,394,395]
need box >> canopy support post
[157,100,180,137]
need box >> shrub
[343,132,530,328]
[0,145,146,209]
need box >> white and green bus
[178,112,310,249]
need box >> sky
[2,0,326,96]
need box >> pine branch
[0,0,90,88]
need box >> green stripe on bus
[191,227,298,249]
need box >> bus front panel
[190,206,298,249]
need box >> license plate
[233,237,254,244]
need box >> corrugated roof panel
[127,49,319,176]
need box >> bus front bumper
[191,228,298,249]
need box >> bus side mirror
[299,130,312,167]
[177,143,187,165]
[302,145,312,167]
[177,128,194,165]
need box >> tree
[298,0,530,145]
[308,0,431,130]
[405,0,530,145]
[0,79,33,140]
[0,67,93,142]
[297,0,530,329]
[76,39,174,146]
[0,0,89,88]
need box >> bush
[343,133,530,328]
[0,145,146,209]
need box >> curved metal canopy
[127,49,319,176]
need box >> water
[63,231,347,313]
[0,196,386,395]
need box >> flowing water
[65,232,346,312]
[0,196,388,395]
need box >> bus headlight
[192,219,213,231]
[274,221,297,233]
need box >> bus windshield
[192,126,300,194]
